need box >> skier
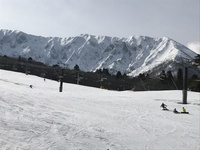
[160,103,168,110]
[173,108,179,113]
[30,85,33,88]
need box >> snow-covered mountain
[0,29,197,76]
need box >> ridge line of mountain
[0,29,198,76]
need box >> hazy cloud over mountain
[187,42,200,54]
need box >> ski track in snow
[0,69,200,150]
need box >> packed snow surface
[0,69,199,150]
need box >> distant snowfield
[0,69,199,150]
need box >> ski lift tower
[59,69,64,92]
[181,58,193,104]
[76,72,83,85]
[182,66,188,104]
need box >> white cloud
[187,42,200,54]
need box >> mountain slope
[0,69,199,149]
[0,29,197,76]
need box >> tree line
[0,55,199,92]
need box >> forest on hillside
[0,55,199,92]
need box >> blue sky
[0,0,199,53]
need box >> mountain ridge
[0,29,198,76]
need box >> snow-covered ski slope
[0,69,199,150]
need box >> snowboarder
[182,107,186,113]
[181,107,189,114]
[30,85,33,88]
[173,108,179,114]
[160,103,168,110]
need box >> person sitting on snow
[173,108,179,113]
[160,103,167,110]
[181,107,189,114]
[182,107,186,113]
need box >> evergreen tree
[74,64,80,71]
[194,54,200,66]
[18,56,21,61]
[159,70,166,80]
[167,70,173,79]
[102,68,110,75]
[95,69,102,74]
[138,73,145,80]
[191,74,198,80]
[177,68,183,80]
[28,57,33,61]
[116,71,122,79]
[166,70,176,89]
[188,74,200,92]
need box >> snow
[0,69,199,150]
